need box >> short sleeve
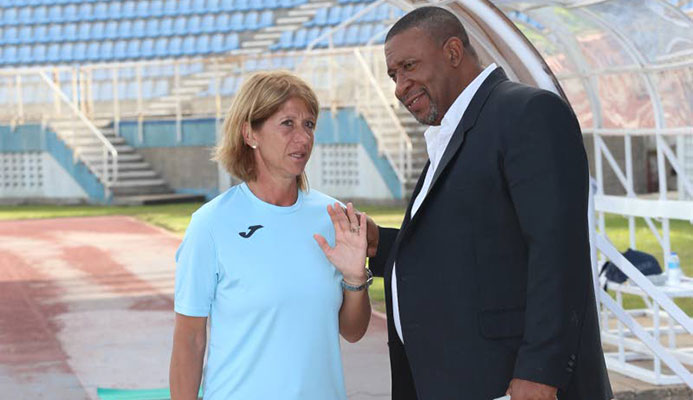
[174,213,218,317]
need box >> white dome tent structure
[370,0,693,387]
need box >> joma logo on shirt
[239,225,263,238]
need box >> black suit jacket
[369,69,612,400]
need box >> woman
[169,71,372,400]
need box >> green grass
[3,204,692,314]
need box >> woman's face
[249,97,316,184]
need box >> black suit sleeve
[503,92,591,389]
[368,227,399,278]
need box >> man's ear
[443,37,464,68]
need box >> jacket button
[570,354,576,360]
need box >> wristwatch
[341,268,373,292]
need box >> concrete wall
[582,135,649,195]
[137,146,220,199]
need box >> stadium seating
[0,0,401,66]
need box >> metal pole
[112,67,120,137]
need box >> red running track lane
[0,215,391,400]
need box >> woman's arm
[339,280,371,342]
[170,313,207,400]
[315,202,371,343]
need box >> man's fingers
[359,211,367,239]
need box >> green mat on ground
[96,387,203,400]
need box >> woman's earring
[250,144,257,149]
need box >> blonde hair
[215,71,319,191]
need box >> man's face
[385,27,451,126]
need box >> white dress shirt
[392,64,498,343]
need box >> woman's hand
[314,202,368,284]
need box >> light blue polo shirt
[174,183,347,400]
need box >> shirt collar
[424,63,498,165]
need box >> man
[365,6,612,400]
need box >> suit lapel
[404,68,508,231]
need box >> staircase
[395,107,428,196]
[49,119,205,205]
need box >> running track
[0,216,390,399]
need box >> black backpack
[600,248,662,285]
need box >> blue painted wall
[0,125,107,203]
[118,108,402,198]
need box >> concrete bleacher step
[111,193,206,206]
[116,170,159,180]
[82,153,143,163]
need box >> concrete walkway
[0,215,684,399]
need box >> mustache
[399,88,429,106]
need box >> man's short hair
[385,6,477,59]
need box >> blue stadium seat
[87,41,100,61]
[160,17,174,35]
[33,6,48,23]
[352,4,365,21]
[73,42,87,62]
[179,0,193,14]
[182,36,195,55]
[146,19,160,37]
[174,16,187,34]
[341,5,354,21]
[63,4,78,22]
[119,20,133,39]
[107,2,122,20]
[168,36,182,56]
[163,0,178,16]
[358,23,373,44]
[264,0,279,7]
[307,8,327,27]
[122,1,137,18]
[34,25,48,43]
[100,40,114,60]
[4,27,18,44]
[279,0,292,8]
[197,34,211,54]
[250,0,265,11]
[47,5,61,23]
[78,22,91,41]
[141,79,154,99]
[125,81,138,100]
[3,46,17,65]
[113,40,127,59]
[224,32,238,50]
[259,10,273,27]
[150,0,164,17]
[94,2,108,20]
[48,24,63,41]
[327,7,342,25]
[292,0,307,6]
[220,0,234,12]
[221,76,236,95]
[78,3,93,21]
[210,33,223,52]
[188,15,202,34]
[333,27,346,46]
[372,23,385,43]
[154,37,168,57]
[60,43,74,62]
[236,0,250,11]
[345,25,359,45]
[244,11,259,30]
[229,12,243,31]
[207,0,221,12]
[64,23,77,41]
[215,14,229,32]
[133,19,146,37]
[127,39,141,58]
[292,28,307,48]
[192,0,206,13]
[19,26,33,44]
[141,38,155,57]
[136,1,150,18]
[33,44,47,63]
[376,4,391,20]
[316,26,331,48]
[46,43,60,63]
[3,8,17,25]
[275,30,292,50]
[202,14,215,33]
[104,21,118,39]
[306,27,320,47]
[18,45,33,64]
